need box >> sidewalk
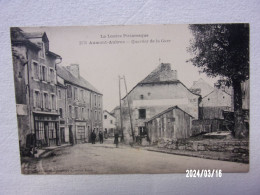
[34,143,72,158]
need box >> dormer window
[38,42,46,59]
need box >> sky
[22,24,218,111]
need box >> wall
[200,89,231,107]
[122,82,198,142]
[103,111,116,136]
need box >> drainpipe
[55,56,62,146]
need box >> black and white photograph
[10,24,249,174]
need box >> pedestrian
[114,132,119,148]
[93,131,96,144]
[91,131,96,144]
[99,131,103,144]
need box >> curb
[37,144,72,158]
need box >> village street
[23,139,249,174]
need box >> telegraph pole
[118,76,124,142]
[123,75,135,142]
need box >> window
[140,95,144,99]
[138,109,146,119]
[59,108,63,118]
[43,92,49,109]
[41,65,47,82]
[38,42,45,59]
[98,111,101,120]
[78,107,81,119]
[48,122,56,140]
[51,94,56,110]
[32,61,39,80]
[69,105,72,118]
[95,111,97,120]
[81,108,84,119]
[67,85,72,98]
[34,90,41,108]
[58,90,61,99]
[75,107,78,119]
[74,87,78,100]
[87,109,90,119]
[80,90,84,101]
[94,94,97,106]
[98,96,101,107]
[49,68,55,84]
[104,115,107,119]
[110,120,113,124]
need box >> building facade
[121,63,200,142]
[11,27,62,148]
[103,110,116,137]
[199,88,232,119]
[57,64,103,144]
[190,78,214,97]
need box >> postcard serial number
[186,169,222,178]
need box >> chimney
[159,63,178,80]
[66,64,80,78]
[160,63,171,71]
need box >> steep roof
[122,63,199,99]
[139,63,178,84]
[190,78,214,97]
[103,110,116,118]
[145,105,194,123]
[57,65,102,94]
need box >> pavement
[21,140,249,174]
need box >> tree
[187,24,249,138]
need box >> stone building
[190,78,214,97]
[145,106,194,143]
[11,27,62,148]
[57,64,103,144]
[199,87,232,119]
[103,110,116,137]
[121,63,200,142]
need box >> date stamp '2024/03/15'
[186,169,222,178]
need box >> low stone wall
[157,138,249,154]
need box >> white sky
[22,25,218,111]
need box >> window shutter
[40,92,43,108]
[31,61,34,79]
[33,91,36,107]
[54,70,57,84]
[49,94,51,110]
[47,67,50,83]
[39,65,42,80]
[43,93,45,109]
[56,95,57,110]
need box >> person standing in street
[99,131,103,144]
[114,132,119,148]
[91,130,96,144]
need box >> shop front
[33,112,59,147]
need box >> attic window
[223,96,225,99]
[208,98,210,101]
[38,42,45,59]
[140,95,144,99]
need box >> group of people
[90,131,103,144]
[90,130,120,148]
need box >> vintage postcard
[10,24,249,174]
